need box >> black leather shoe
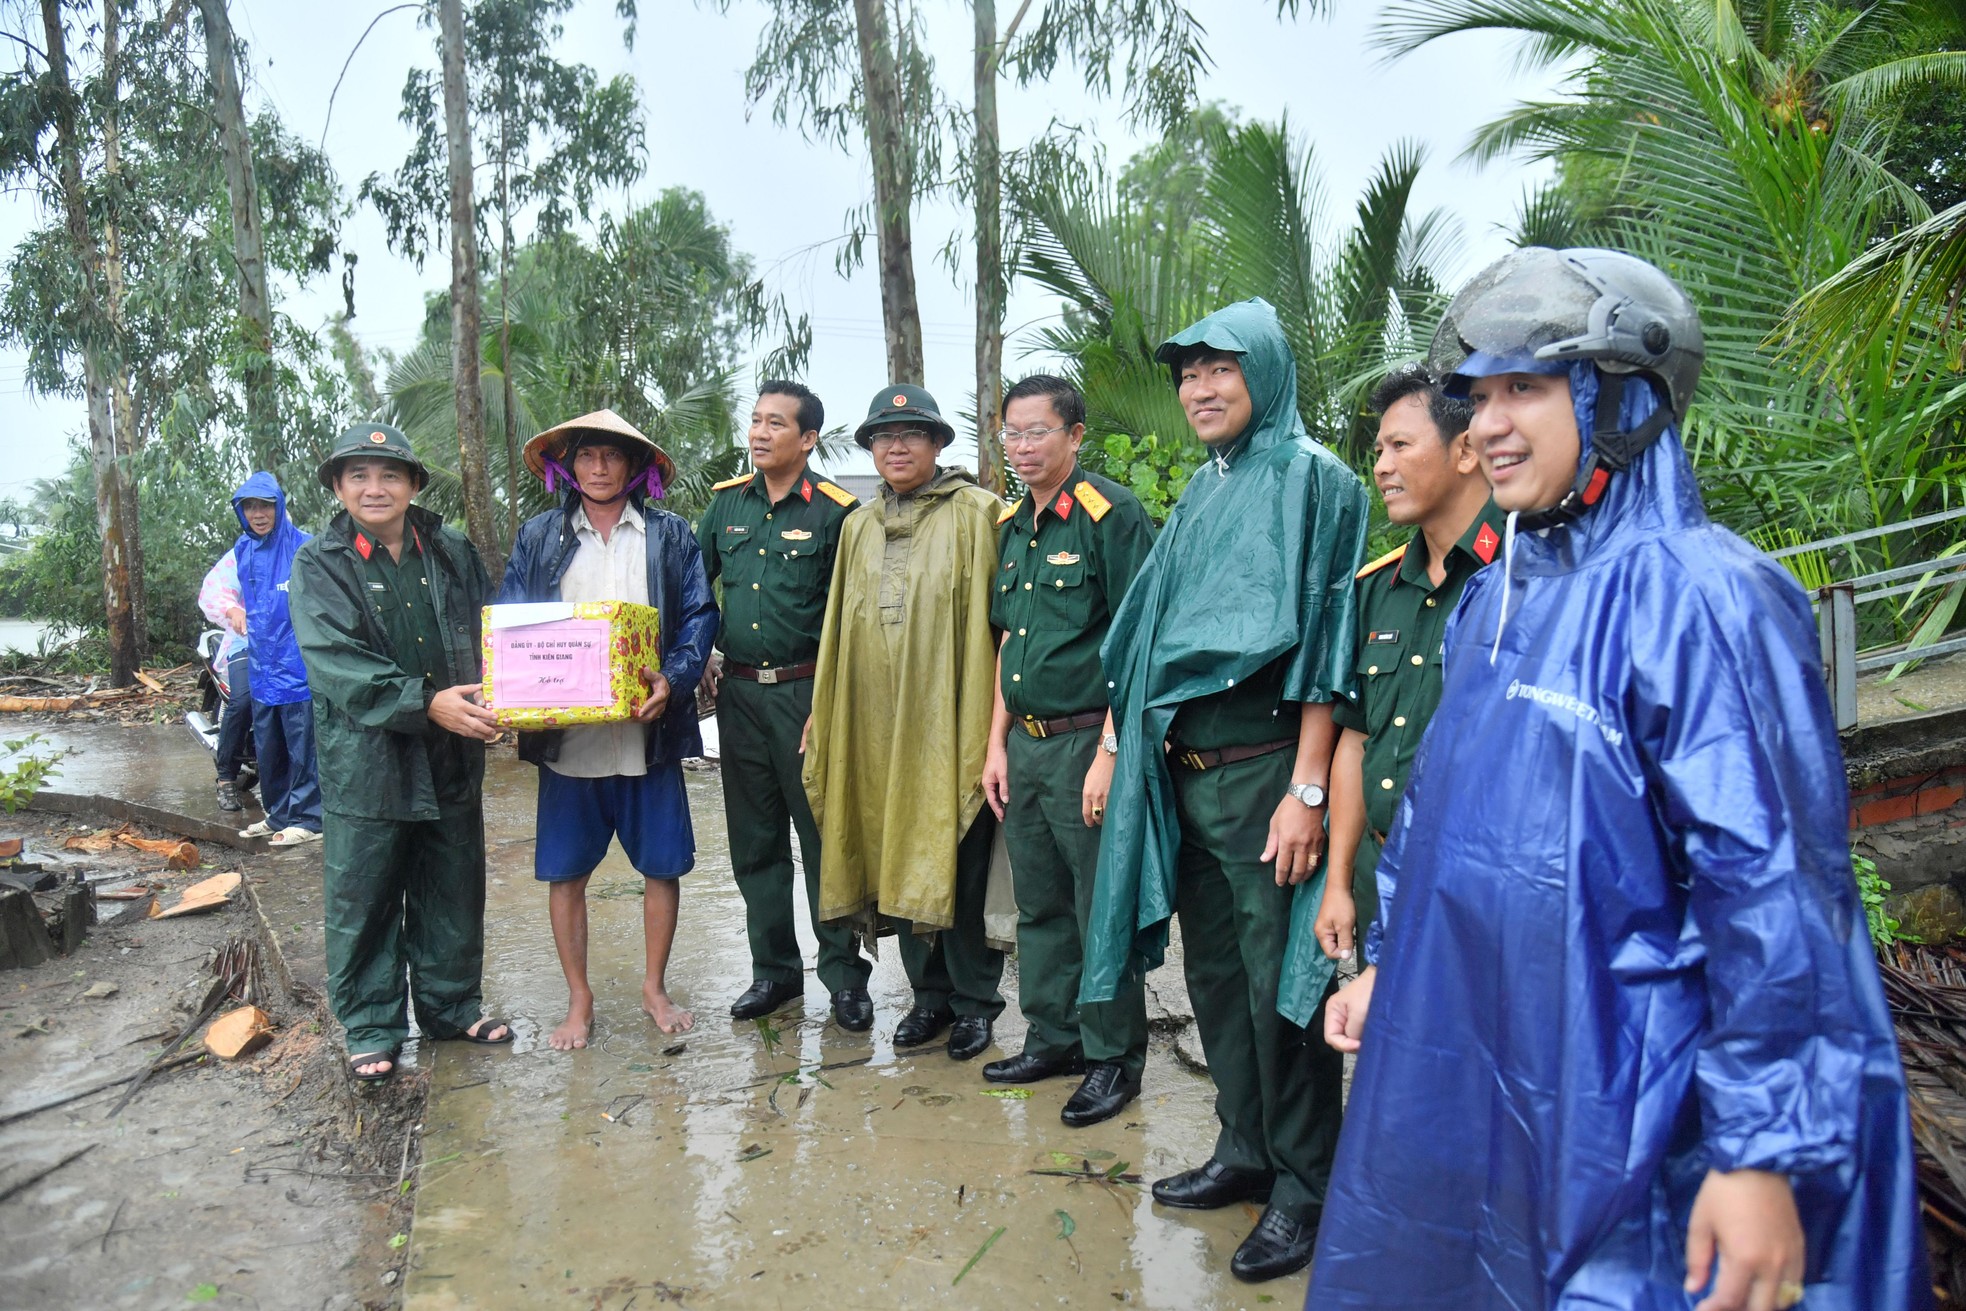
[947,1015,994,1061]
[831,987,874,1032]
[982,1048,1085,1084]
[1150,1158,1275,1210]
[730,978,803,1020]
[893,1005,953,1047]
[1230,1205,1319,1283]
[1061,1061,1141,1127]
[215,779,242,813]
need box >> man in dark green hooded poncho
[1082,299,1367,1282]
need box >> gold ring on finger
[1776,1281,1805,1309]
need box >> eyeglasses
[997,425,1069,447]
[870,428,936,449]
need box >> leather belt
[726,660,817,686]
[1170,736,1297,772]
[1018,710,1105,739]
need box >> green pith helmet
[316,422,430,491]
[853,383,954,449]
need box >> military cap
[316,421,429,490]
[853,384,954,450]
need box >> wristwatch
[1287,782,1327,808]
[1101,733,1119,755]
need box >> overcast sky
[0,0,1561,499]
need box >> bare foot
[643,982,694,1034]
[549,997,594,1051]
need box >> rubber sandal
[349,1048,400,1083]
[268,826,321,847]
[453,1018,513,1045]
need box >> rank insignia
[800,479,813,502]
[780,528,813,541]
[816,480,856,507]
[1072,480,1112,521]
[1046,551,1081,566]
[1054,489,1074,519]
[1473,521,1500,564]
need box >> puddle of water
[21,724,1308,1307]
[411,772,1301,1310]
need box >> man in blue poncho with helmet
[1312,248,1927,1310]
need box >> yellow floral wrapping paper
[480,600,661,729]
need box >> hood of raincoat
[1306,369,1928,1307]
[1080,299,1367,1004]
[231,472,313,705]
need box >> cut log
[149,871,240,919]
[203,1005,273,1059]
[0,695,80,713]
[0,889,53,970]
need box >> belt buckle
[757,668,779,686]
[1180,749,1207,771]
[1023,716,1047,739]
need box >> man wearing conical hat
[500,408,720,1049]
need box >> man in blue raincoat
[1314,248,1928,1310]
[1082,299,1368,1282]
[230,472,321,847]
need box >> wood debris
[149,872,240,920]
[203,1005,273,1059]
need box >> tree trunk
[196,0,279,475]
[851,0,925,386]
[440,0,502,576]
[498,117,519,542]
[972,0,1006,495]
[41,0,139,686]
[102,0,148,654]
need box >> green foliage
[1091,432,1197,524]
[383,189,760,528]
[0,735,66,816]
[1853,850,1915,950]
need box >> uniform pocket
[1036,561,1094,625]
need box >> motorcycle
[185,628,257,799]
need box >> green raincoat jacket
[1080,299,1368,1010]
[805,467,1003,932]
[290,505,492,821]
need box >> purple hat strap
[543,450,665,501]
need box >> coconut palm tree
[1013,116,1455,520]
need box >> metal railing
[1767,505,1966,731]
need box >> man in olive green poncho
[1082,299,1368,1282]
[804,385,1007,1062]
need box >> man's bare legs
[547,876,595,1050]
[642,877,693,1033]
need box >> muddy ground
[0,811,422,1311]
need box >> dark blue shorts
[533,766,695,882]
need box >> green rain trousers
[1005,727,1148,1074]
[324,806,487,1053]
[1173,749,1344,1220]
[894,811,1005,1019]
[718,675,870,993]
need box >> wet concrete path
[30,724,1306,1309]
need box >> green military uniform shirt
[1333,501,1508,837]
[695,467,858,668]
[991,466,1154,720]
[355,527,474,809]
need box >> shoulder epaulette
[711,473,752,493]
[1072,480,1112,522]
[1356,545,1405,580]
[997,498,1023,526]
[816,480,856,508]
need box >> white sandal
[268,826,321,847]
[238,820,273,839]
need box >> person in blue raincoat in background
[1312,248,1928,1311]
[230,472,322,847]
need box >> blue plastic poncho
[1306,368,1929,1308]
[231,471,312,706]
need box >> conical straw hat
[521,408,676,487]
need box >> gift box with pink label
[480,600,661,729]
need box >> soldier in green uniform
[1313,367,1504,961]
[1081,299,1368,1282]
[978,375,1154,1127]
[289,423,510,1083]
[695,382,874,1030]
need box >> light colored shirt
[547,501,650,779]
